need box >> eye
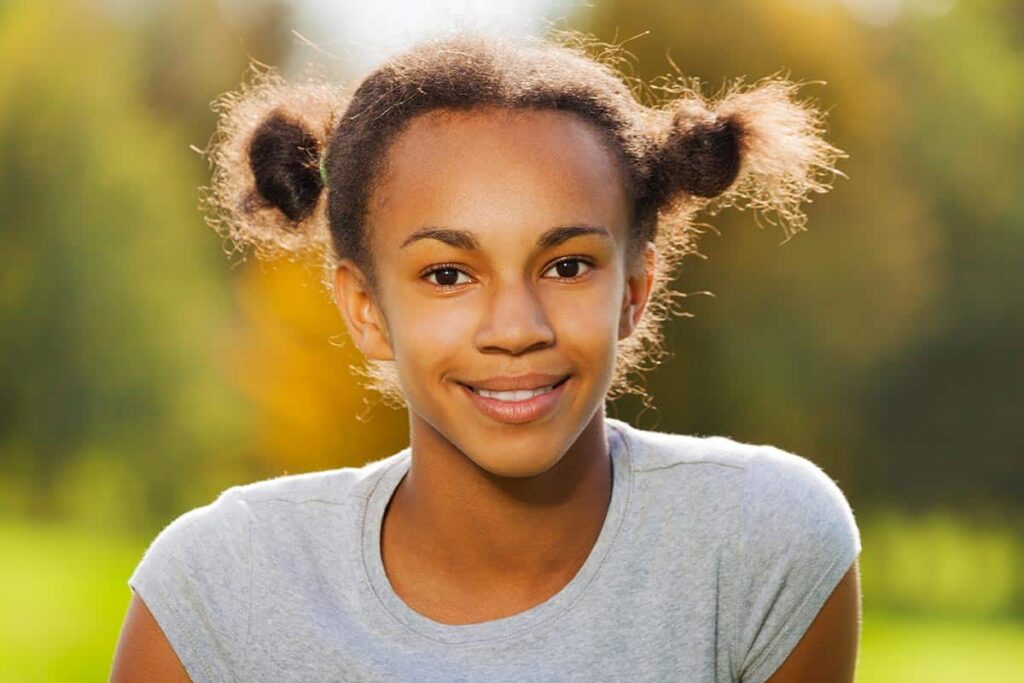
[543,257,593,280]
[422,264,472,289]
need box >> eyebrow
[399,225,613,251]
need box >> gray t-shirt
[127,416,861,683]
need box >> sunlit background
[1,0,1022,680]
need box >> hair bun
[641,76,845,241]
[639,101,745,215]
[669,114,743,198]
[198,63,346,261]
[706,76,847,240]
[249,112,323,222]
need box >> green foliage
[0,517,144,681]
[581,0,1024,512]
[857,612,1024,683]
[581,0,941,492]
[860,509,1024,617]
[0,0,291,530]
[859,0,1024,508]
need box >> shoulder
[134,453,387,552]
[736,444,861,559]
[124,449,409,681]
[126,486,254,681]
[612,418,861,565]
[133,448,409,574]
[128,450,412,584]
[607,417,762,474]
[610,419,858,536]
[227,448,410,507]
[607,419,862,682]
[728,446,861,682]
[730,442,862,626]
[606,413,790,479]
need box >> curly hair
[198,29,845,411]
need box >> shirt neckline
[360,417,635,646]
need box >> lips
[459,372,570,393]
[459,375,570,424]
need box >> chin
[460,419,581,479]
[471,454,562,479]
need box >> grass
[1,515,1022,682]
[0,517,142,682]
[857,612,1024,682]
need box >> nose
[473,278,555,355]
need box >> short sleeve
[729,446,862,683]
[128,486,252,683]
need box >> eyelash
[420,256,595,290]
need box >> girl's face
[335,107,654,477]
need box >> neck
[387,409,613,588]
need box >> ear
[618,241,657,341]
[334,259,395,361]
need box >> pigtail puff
[652,74,847,244]
[196,61,348,261]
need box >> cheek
[387,297,474,368]
[548,286,620,349]
[569,269,627,381]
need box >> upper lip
[459,373,569,392]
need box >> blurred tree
[126,0,410,479]
[580,0,940,496]
[581,0,1023,511]
[4,0,1020,532]
[859,0,1024,511]
[0,0,297,530]
[127,0,296,136]
[228,258,410,476]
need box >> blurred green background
[1,0,1021,680]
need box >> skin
[109,105,860,681]
[110,594,191,682]
[334,107,656,621]
[765,560,862,682]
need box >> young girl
[112,30,861,683]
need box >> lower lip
[460,377,569,425]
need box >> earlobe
[334,260,395,361]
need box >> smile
[458,376,570,424]
[474,384,557,401]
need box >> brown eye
[543,258,592,280]
[424,265,471,288]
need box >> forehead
[367,107,632,252]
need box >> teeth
[476,385,555,401]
